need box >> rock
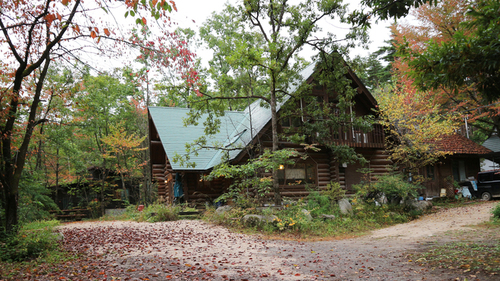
[413,200,433,211]
[319,214,336,220]
[52,232,64,241]
[376,194,388,205]
[242,214,278,225]
[404,199,433,211]
[338,198,353,215]
[215,205,232,214]
[300,209,313,221]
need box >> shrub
[124,202,181,222]
[354,173,422,208]
[492,203,500,220]
[306,191,333,217]
[203,206,254,228]
[0,220,61,262]
[321,181,346,202]
[18,177,58,224]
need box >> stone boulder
[215,205,232,214]
[338,198,353,215]
[300,209,313,221]
[242,214,278,225]
[411,200,433,211]
[319,214,336,220]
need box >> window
[278,163,316,185]
[426,165,435,181]
[281,117,302,128]
[452,160,466,182]
[478,171,500,182]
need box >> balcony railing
[331,124,385,148]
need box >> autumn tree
[394,0,499,139]
[0,0,196,233]
[377,79,461,175]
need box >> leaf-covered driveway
[23,219,485,281]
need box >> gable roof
[432,134,492,155]
[149,107,245,170]
[149,60,378,171]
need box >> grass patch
[0,220,61,262]
[430,196,482,208]
[410,218,500,276]
[0,246,79,279]
[412,241,500,274]
[0,219,81,278]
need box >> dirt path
[42,201,497,280]
[368,201,496,240]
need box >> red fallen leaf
[330,274,336,277]
[295,273,301,276]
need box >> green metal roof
[149,107,247,170]
[149,63,317,171]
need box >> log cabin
[149,62,392,206]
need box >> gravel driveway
[54,201,497,281]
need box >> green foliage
[351,53,392,90]
[124,203,181,222]
[18,176,58,225]
[321,181,346,202]
[210,149,299,207]
[305,192,333,217]
[354,0,433,21]
[0,220,60,262]
[492,203,500,220]
[354,173,422,208]
[204,187,417,238]
[407,0,500,103]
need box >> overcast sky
[168,0,392,63]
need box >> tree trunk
[270,89,281,206]
[5,189,18,233]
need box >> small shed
[420,134,493,197]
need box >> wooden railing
[331,124,385,148]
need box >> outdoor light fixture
[279,165,285,170]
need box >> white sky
[167,0,392,64]
[73,0,393,74]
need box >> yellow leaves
[378,81,461,167]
